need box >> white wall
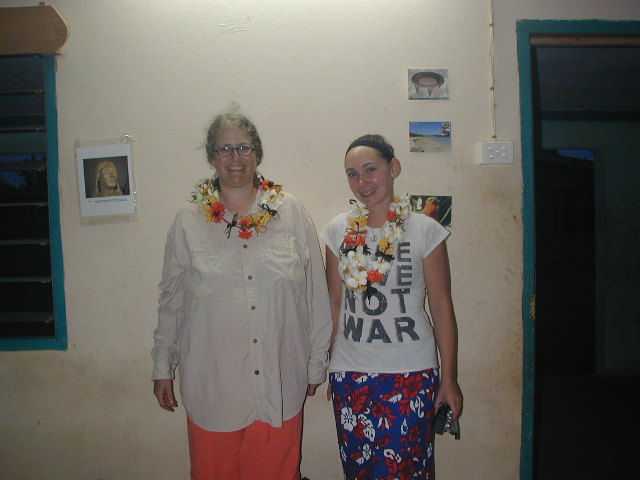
[1,1,638,479]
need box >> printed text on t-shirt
[342,242,420,343]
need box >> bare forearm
[423,243,463,417]
[432,306,459,383]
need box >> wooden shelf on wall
[0,4,69,55]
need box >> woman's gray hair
[205,105,263,166]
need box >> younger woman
[320,134,462,480]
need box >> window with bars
[0,54,66,350]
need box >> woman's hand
[434,378,463,421]
[154,379,178,412]
[307,383,320,397]
[307,383,321,396]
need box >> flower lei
[189,173,284,239]
[339,193,411,300]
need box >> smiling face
[212,125,257,190]
[344,146,400,213]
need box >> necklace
[339,193,411,299]
[190,172,284,239]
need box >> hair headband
[346,140,395,161]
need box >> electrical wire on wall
[489,0,497,140]
[476,0,513,165]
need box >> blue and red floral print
[330,370,439,480]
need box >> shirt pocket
[257,243,306,293]
[184,243,241,298]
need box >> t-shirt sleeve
[417,213,451,259]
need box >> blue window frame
[0,54,67,351]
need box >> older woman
[152,107,331,480]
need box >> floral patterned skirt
[329,369,439,480]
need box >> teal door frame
[517,19,640,480]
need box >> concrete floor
[535,372,639,479]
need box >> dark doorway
[529,39,640,479]
[534,148,596,374]
[533,148,599,478]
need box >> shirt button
[254,370,260,375]
[243,244,248,249]
[248,275,252,280]
[251,306,256,310]
[252,339,257,343]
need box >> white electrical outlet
[477,142,514,165]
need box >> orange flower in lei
[208,202,225,222]
[237,217,254,239]
[190,173,284,239]
[366,270,384,284]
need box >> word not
[342,242,421,343]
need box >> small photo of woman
[83,156,130,198]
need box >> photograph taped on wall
[408,69,449,99]
[76,143,136,217]
[410,195,452,227]
[409,121,451,153]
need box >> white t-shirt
[320,211,449,373]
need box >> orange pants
[187,411,303,480]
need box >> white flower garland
[339,193,411,296]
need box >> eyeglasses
[214,145,255,157]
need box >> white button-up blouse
[152,192,332,432]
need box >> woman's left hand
[306,383,321,396]
[434,378,463,421]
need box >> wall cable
[489,0,497,139]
